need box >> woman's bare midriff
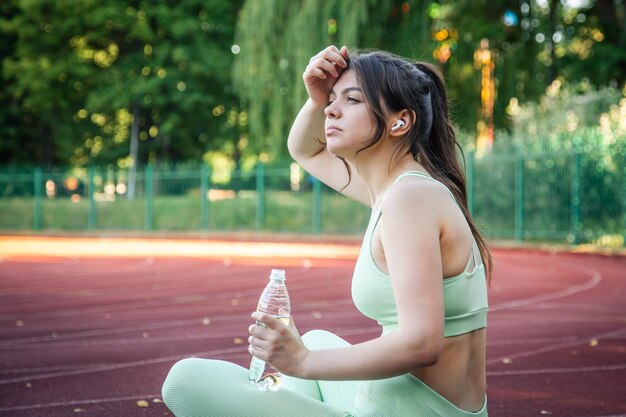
[410,328,487,412]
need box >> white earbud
[391,120,405,131]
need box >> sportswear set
[162,171,489,416]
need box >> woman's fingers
[251,312,285,330]
[311,45,347,67]
[305,57,337,80]
[302,45,349,106]
[249,334,269,350]
[315,57,342,78]
[340,45,349,60]
[306,46,347,78]
[305,66,327,80]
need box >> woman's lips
[325,126,342,136]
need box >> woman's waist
[410,329,486,412]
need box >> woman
[162,45,492,417]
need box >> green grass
[0,191,370,234]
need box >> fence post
[144,164,154,231]
[312,176,322,234]
[200,164,210,230]
[33,167,43,231]
[514,149,525,242]
[571,149,582,244]
[466,149,475,216]
[623,164,626,247]
[87,167,97,230]
[255,163,265,230]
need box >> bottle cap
[270,269,286,281]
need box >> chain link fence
[1,148,625,246]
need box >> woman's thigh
[162,358,351,417]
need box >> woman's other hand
[303,45,349,107]
[248,312,309,378]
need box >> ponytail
[413,62,493,283]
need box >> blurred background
[0,0,624,246]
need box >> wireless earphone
[391,120,405,131]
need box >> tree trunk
[42,121,53,167]
[547,0,559,85]
[128,102,139,201]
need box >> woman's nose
[324,101,339,119]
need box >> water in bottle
[248,268,291,391]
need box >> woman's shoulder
[383,173,452,212]
[379,174,453,234]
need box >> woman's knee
[161,358,204,407]
[301,329,349,350]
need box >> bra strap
[394,171,482,273]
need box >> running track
[0,236,625,417]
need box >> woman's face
[324,70,377,158]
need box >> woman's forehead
[334,70,357,90]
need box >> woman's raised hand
[303,45,349,107]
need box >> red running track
[0,238,625,417]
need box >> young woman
[162,45,491,417]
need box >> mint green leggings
[161,330,487,417]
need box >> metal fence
[1,148,625,245]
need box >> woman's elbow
[405,334,443,368]
[420,342,442,367]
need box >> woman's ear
[389,109,414,136]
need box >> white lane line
[531,302,626,314]
[0,364,96,374]
[487,336,579,345]
[490,261,602,312]
[588,414,626,417]
[485,258,622,366]
[0,263,331,322]
[488,363,626,376]
[487,316,626,324]
[487,325,626,365]
[0,284,355,348]
[0,257,80,275]
[0,325,380,384]
[0,346,247,385]
[0,304,362,350]
[0,393,162,412]
[0,317,211,348]
[52,257,156,277]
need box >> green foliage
[234,0,382,160]
[1,0,625,169]
[0,0,243,166]
[234,0,626,159]
[471,82,626,243]
[507,80,626,155]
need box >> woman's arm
[249,181,447,380]
[287,46,370,206]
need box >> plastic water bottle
[248,268,291,391]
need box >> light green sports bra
[351,171,488,337]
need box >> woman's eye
[347,96,360,103]
[325,100,334,107]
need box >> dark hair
[344,50,492,283]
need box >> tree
[0,0,97,165]
[233,0,439,161]
[0,0,243,167]
[234,0,626,159]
